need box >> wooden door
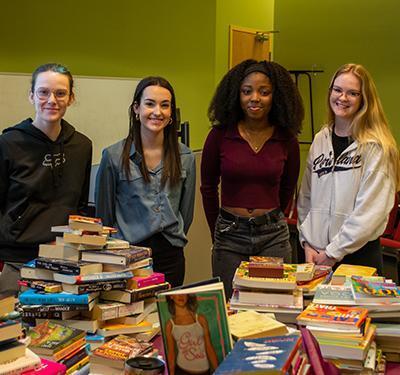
[229,25,271,68]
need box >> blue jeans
[212,208,292,299]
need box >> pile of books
[229,258,304,323]
[17,215,169,371]
[28,320,87,374]
[297,303,376,372]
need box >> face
[330,72,362,122]
[134,85,172,136]
[29,71,73,125]
[171,294,188,307]
[240,72,273,123]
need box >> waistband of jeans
[220,208,283,226]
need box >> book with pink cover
[21,358,67,374]
[300,327,340,375]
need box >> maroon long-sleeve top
[200,124,300,237]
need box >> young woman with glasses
[0,63,92,294]
[95,76,195,288]
[297,63,400,274]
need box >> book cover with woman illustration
[157,280,232,375]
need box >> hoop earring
[168,118,173,125]
[136,113,139,121]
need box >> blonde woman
[298,63,400,274]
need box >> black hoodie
[0,118,92,262]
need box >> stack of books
[229,259,303,323]
[0,292,43,374]
[19,215,168,346]
[297,303,376,371]
[28,320,88,374]
[89,334,152,374]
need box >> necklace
[241,125,273,152]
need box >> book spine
[20,293,90,305]
[74,280,127,294]
[21,304,89,313]
[76,271,133,284]
[126,249,152,264]
[130,283,170,302]
[35,259,81,275]
[131,273,165,289]
[21,310,66,319]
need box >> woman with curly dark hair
[200,59,304,298]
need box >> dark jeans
[337,238,383,275]
[136,233,185,288]
[212,208,292,300]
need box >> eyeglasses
[35,87,69,101]
[330,86,361,99]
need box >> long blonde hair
[327,63,400,190]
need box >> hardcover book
[90,335,152,370]
[214,334,301,374]
[53,270,133,284]
[157,279,232,375]
[81,246,151,266]
[233,261,297,290]
[19,289,99,305]
[296,303,368,331]
[34,258,102,276]
[28,321,85,357]
[100,282,170,303]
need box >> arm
[200,129,221,239]
[77,142,93,215]
[326,146,395,261]
[94,148,117,227]
[198,314,219,370]
[297,146,313,248]
[165,320,176,375]
[279,137,300,212]
[180,152,196,234]
[0,139,9,211]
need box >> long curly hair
[208,59,304,135]
[121,76,181,187]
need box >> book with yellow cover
[228,310,288,340]
[233,261,297,290]
[331,264,377,285]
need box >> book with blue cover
[214,334,301,374]
[19,289,99,305]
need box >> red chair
[381,194,400,283]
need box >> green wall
[1,0,216,152]
[274,0,400,146]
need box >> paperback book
[81,246,151,266]
[100,282,170,303]
[53,270,133,284]
[19,289,99,305]
[157,279,232,375]
[34,258,102,276]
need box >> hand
[313,251,337,266]
[304,243,320,263]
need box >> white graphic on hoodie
[42,153,66,168]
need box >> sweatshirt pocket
[299,209,330,250]
[1,202,47,243]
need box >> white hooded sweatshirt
[297,126,395,261]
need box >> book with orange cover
[90,335,152,370]
[296,303,368,331]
